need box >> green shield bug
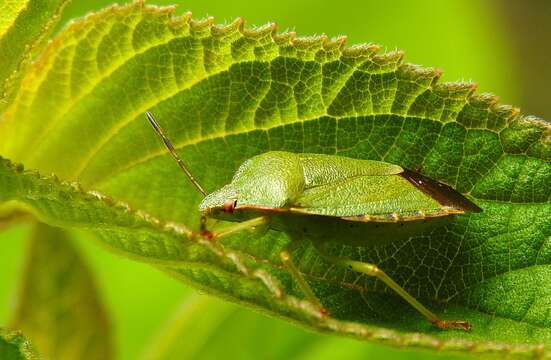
[145,111,482,331]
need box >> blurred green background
[1,1,549,359]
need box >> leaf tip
[329,35,348,48]
[240,21,277,40]
[341,43,381,58]
[273,31,296,44]
[189,15,215,32]
[236,16,246,30]
[290,35,329,54]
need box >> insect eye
[223,199,237,213]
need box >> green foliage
[0,1,550,358]
[0,328,40,360]
[0,0,70,104]
[12,223,112,359]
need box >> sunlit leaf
[0,2,550,356]
[0,0,70,104]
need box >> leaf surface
[11,223,113,360]
[0,0,70,103]
[0,2,550,356]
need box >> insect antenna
[145,112,207,197]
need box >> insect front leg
[197,216,270,241]
[314,243,471,331]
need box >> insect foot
[198,214,216,241]
[199,229,215,241]
[319,307,330,317]
[433,319,472,331]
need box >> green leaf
[0,2,550,356]
[0,0,71,104]
[11,223,113,360]
[0,328,40,360]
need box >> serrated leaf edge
[4,0,549,178]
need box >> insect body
[145,112,481,330]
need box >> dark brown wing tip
[400,168,483,213]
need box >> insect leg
[314,243,471,331]
[279,249,328,316]
[211,216,269,239]
[197,216,270,241]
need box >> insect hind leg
[313,243,471,331]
